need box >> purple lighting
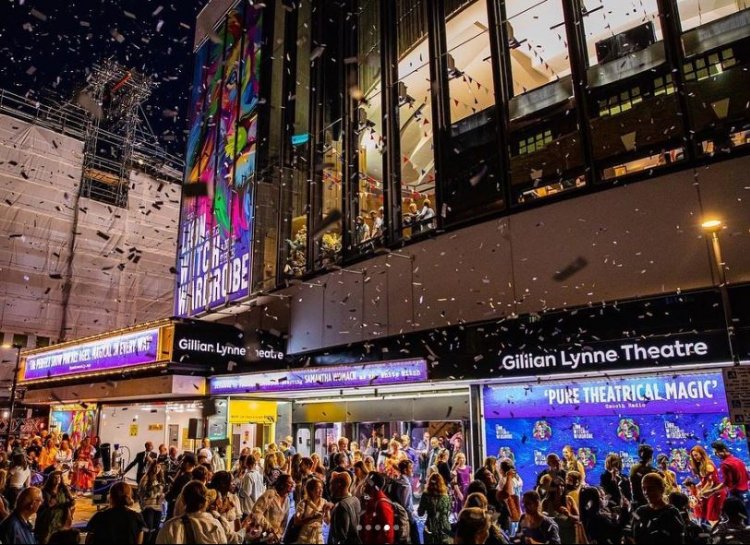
[210,359,429,394]
[23,328,161,381]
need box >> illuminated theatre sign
[23,328,160,381]
[497,334,728,377]
[209,359,429,395]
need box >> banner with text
[23,329,160,381]
[210,359,428,394]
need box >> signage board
[171,321,286,370]
[492,332,729,379]
[210,358,428,395]
[23,329,160,381]
[483,371,750,504]
[723,366,750,424]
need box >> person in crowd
[124,442,154,491]
[600,453,632,509]
[207,471,242,523]
[0,469,11,520]
[35,471,74,545]
[165,452,196,519]
[329,471,362,544]
[418,198,435,230]
[425,437,441,477]
[156,444,168,464]
[668,492,711,545]
[690,445,726,524]
[360,472,395,544]
[632,473,685,544]
[658,453,679,497]
[38,439,58,474]
[464,492,510,544]
[566,470,583,510]
[475,458,503,514]
[284,435,296,457]
[70,437,96,495]
[385,440,407,477]
[541,476,579,544]
[579,486,630,545]
[498,460,522,534]
[291,475,331,544]
[562,445,586,485]
[352,460,368,502]
[263,451,282,488]
[452,452,473,511]
[239,453,265,516]
[354,215,370,245]
[47,529,80,545]
[156,481,228,544]
[0,486,43,545]
[325,452,351,500]
[418,473,452,544]
[249,474,295,543]
[197,439,213,465]
[164,447,180,485]
[337,437,352,466]
[536,454,567,489]
[85,482,145,545]
[55,440,73,477]
[204,489,246,544]
[455,507,493,545]
[311,453,327,479]
[6,452,31,509]
[138,459,165,545]
[630,444,658,508]
[174,465,211,518]
[710,496,750,544]
[711,440,750,518]
[387,459,420,545]
[518,490,561,544]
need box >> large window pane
[504,0,585,203]
[442,0,504,221]
[351,0,386,254]
[583,0,686,180]
[397,0,436,238]
[678,0,750,31]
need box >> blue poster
[483,372,750,491]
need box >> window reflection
[677,0,749,31]
[397,0,436,237]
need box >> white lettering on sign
[500,339,713,372]
[542,379,719,408]
[177,338,247,357]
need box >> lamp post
[702,219,740,364]
[1,344,23,450]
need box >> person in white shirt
[156,481,230,544]
[239,454,265,516]
[198,438,213,464]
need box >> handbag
[506,494,522,522]
[282,516,301,544]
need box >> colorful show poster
[175,5,263,317]
[483,372,750,492]
[49,407,97,447]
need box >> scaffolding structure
[77,60,156,207]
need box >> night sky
[0,0,206,156]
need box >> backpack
[378,497,411,544]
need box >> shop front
[475,332,750,490]
[209,358,472,465]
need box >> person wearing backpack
[360,472,396,544]
[387,460,419,544]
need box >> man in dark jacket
[0,487,43,544]
[328,471,361,544]
[123,441,154,486]
[325,452,351,500]
[165,452,196,518]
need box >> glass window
[352,0,386,253]
[505,0,572,96]
[12,334,28,348]
[283,0,312,278]
[677,0,750,31]
[504,0,584,203]
[397,0,436,237]
[35,337,50,348]
[582,0,662,67]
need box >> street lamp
[1,343,22,449]
[701,219,739,364]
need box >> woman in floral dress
[418,473,452,544]
[70,436,96,494]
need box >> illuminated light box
[210,359,428,395]
[23,328,160,381]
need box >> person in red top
[359,472,395,545]
[711,440,750,518]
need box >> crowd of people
[0,429,747,544]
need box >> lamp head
[701,219,723,234]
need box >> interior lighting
[701,219,723,233]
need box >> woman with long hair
[139,459,165,544]
[518,490,561,544]
[452,452,472,514]
[418,473,452,544]
[264,451,281,488]
[352,461,368,502]
[562,446,586,484]
[6,452,30,509]
[35,470,75,544]
[39,439,59,473]
[689,445,726,524]
[363,455,376,475]
[55,440,73,481]
[0,470,10,520]
[541,476,579,544]
[70,436,96,494]
[310,453,326,479]
[249,474,295,543]
[291,476,331,544]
